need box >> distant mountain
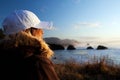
[44,37,80,47]
[44,37,61,44]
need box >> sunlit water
[52,49,120,65]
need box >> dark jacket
[0,32,59,80]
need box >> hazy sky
[0,0,120,48]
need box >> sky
[0,0,120,48]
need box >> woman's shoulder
[25,55,53,65]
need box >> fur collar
[0,31,54,58]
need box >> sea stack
[87,46,94,50]
[67,45,76,50]
[97,45,108,50]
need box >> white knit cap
[2,10,53,35]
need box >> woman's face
[31,28,43,39]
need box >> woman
[0,10,59,80]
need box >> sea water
[52,49,120,65]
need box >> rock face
[97,45,108,50]
[87,46,94,50]
[47,43,65,50]
[67,45,76,50]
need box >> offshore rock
[67,45,76,50]
[97,45,108,50]
[47,43,65,50]
[87,46,94,50]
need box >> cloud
[73,22,101,29]
[109,21,120,27]
[79,36,100,40]
[111,21,118,25]
[78,36,101,43]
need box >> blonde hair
[1,28,54,59]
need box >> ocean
[52,49,120,65]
